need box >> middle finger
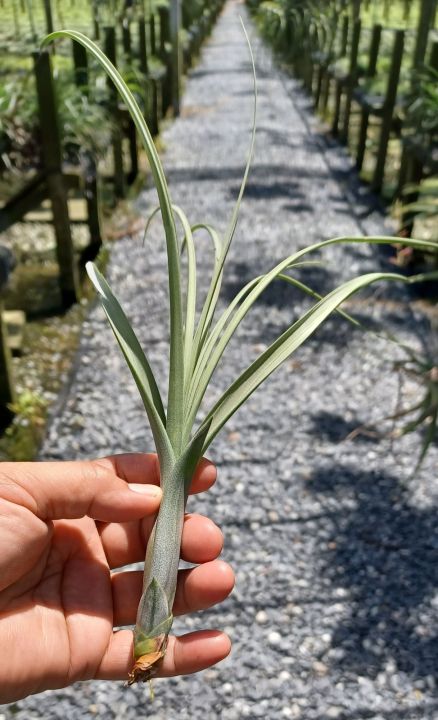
[112,559,234,626]
[100,513,224,569]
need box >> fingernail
[128,483,162,498]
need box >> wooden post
[340,13,349,56]
[372,29,404,193]
[92,0,99,39]
[150,13,156,55]
[82,157,103,260]
[341,18,361,142]
[139,16,149,73]
[72,41,103,258]
[158,6,169,56]
[398,39,438,227]
[33,51,79,307]
[72,39,88,87]
[122,18,132,56]
[314,19,328,108]
[430,37,438,68]
[158,6,172,116]
[148,14,160,135]
[352,0,361,20]
[170,0,181,116]
[104,27,125,199]
[321,13,344,114]
[413,0,437,68]
[43,0,54,34]
[356,23,381,170]
[0,300,16,427]
[325,15,349,117]
[139,16,158,135]
[122,20,139,182]
[331,16,349,135]
[305,19,317,93]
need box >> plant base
[127,644,167,685]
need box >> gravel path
[2,1,437,718]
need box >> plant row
[248,0,437,265]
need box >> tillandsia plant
[43,27,437,686]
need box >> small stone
[334,587,348,598]
[222,682,233,693]
[282,705,301,718]
[279,670,291,681]
[204,669,218,681]
[281,656,295,666]
[268,631,282,645]
[255,610,268,624]
[268,510,279,522]
[327,708,343,718]
[296,578,309,588]
[312,661,329,676]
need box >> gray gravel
[2,1,437,718]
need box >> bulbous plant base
[127,635,168,685]
[127,653,162,685]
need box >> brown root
[126,649,165,686]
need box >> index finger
[100,453,217,494]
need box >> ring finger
[112,559,234,626]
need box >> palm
[3,516,124,698]
[0,455,234,704]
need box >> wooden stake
[413,0,437,69]
[0,300,16,427]
[104,26,126,199]
[33,51,79,307]
[43,0,54,35]
[372,30,404,193]
[170,0,181,116]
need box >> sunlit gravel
[2,1,437,718]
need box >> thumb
[0,454,162,522]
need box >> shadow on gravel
[307,464,438,681]
[304,314,365,348]
[232,180,304,201]
[189,67,251,79]
[166,163,330,185]
[316,705,438,720]
[308,411,380,444]
[222,260,335,306]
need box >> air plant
[391,340,438,472]
[42,27,437,687]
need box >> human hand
[0,454,233,703]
